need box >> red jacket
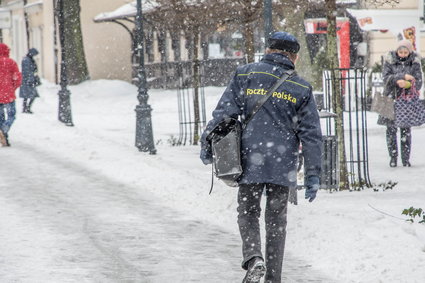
[0,43,22,104]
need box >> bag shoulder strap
[243,69,295,129]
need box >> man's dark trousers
[237,183,289,283]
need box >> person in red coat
[0,43,22,146]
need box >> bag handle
[242,69,295,129]
[400,79,418,100]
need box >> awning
[94,1,160,22]
[24,1,43,15]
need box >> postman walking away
[200,31,322,283]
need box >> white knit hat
[396,40,414,53]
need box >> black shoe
[242,257,266,283]
[402,161,411,167]
[389,157,397,167]
[23,107,33,114]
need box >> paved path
[0,141,335,282]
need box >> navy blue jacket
[201,53,322,188]
[19,48,40,99]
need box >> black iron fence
[176,82,207,146]
[322,68,372,190]
[133,58,246,145]
[133,58,246,89]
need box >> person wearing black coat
[200,32,322,283]
[378,40,422,167]
[19,48,41,114]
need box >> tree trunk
[62,0,89,84]
[244,22,255,63]
[278,0,313,84]
[192,28,200,145]
[325,0,349,190]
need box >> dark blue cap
[267,31,300,54]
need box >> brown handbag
[371,92,395,120]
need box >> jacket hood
[28,48,39,57]
[0,43,10,57]
[385,50,421,65]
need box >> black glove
[305,175,320,202]
[34,76,41,86]
[200,142,213,165]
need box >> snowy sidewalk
[0,140,335,282]
[2,80,424,282]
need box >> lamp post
[134,0,156,154]
[56,0,73,126]
[421,0,425,23]
[264,0,273,46]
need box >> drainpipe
[0,0,2,42]
[23,0,29,49]
[53,0,58,84]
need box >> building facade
[0,0,133,83]
[354,0,425,66]
[0,0,237,85]
[2,0,422,85]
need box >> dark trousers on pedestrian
[23,98,35,113]
[237,183,289,283]
[386,126,411,162]
[0,101,16,134]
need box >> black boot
[4,132,10,146]
[23,99,28,113]
[401,128,411,168]
[389,156,397,167]
[27,98,35,114]
[242,257,266,283]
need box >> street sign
[0,9,11,29]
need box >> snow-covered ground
[1,79,425,282]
